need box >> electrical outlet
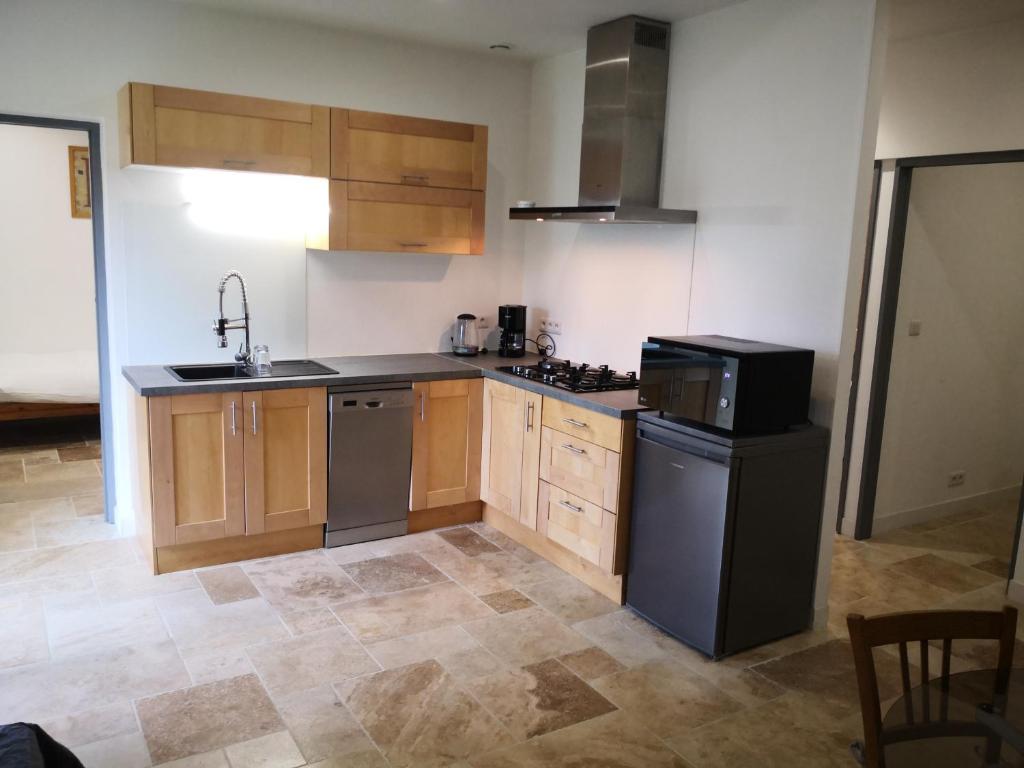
[948,470,966,487]
[476,316,489,330]
[540,318,563,335]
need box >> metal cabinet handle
[561,443,586,455]
[562,417,588,429]
[230,401,237,436]
[526,401,535,432]
[398,241,429,248]
[401,174,429,182]
[420,392,426,422]
[251,401,258,435]
[558,500,584,514]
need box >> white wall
[0,124,96,361]
[0,0,530,530]
[519,0,880,620]
[876,16,1024,158]
[874,162,1024,527]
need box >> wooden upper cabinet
[149,392,245,548]
[331,108,487,191]
[480,379,541,527]
[243,388,327,535]
[411,379,483,511]
[118,82,329,176]
[323,180,484,255]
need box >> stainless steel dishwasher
[326,383,413,547]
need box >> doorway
[841,150,1024,575]
[0,114,114,534]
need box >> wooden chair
[847,607,1018,767]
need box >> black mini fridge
[626,413,828,659]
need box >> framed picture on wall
[68,145,91,219]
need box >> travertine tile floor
[1,426,1020,768]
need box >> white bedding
[0,351,100,403]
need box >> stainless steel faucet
[213,270,252,366]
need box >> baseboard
[871,484,1021,535]
[409,500,483,533]
[155,524,323,574]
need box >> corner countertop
[123,352,648,419]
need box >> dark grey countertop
[123,352,648,418]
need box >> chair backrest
[847,607,1017,768]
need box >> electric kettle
[451,313,480,356]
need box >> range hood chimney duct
[510,15,696,225]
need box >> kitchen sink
[166,359,338,382]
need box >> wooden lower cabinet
[480,379,542,528]
[411,379,483,510]
[140,387,327,573]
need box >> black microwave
[638,335,814,435]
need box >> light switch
[908,320,922,337]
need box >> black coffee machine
[498,304,526,357]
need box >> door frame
[0,113,115,523]
[850,148,1024,539]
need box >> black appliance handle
[636,432,730,466]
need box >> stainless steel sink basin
[166,359,337,382]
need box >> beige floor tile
[885,553,1001,594]
[25,459,100,483]
[305,754,390,768]
[243,551,364,611]
[519,573,619,623]
[437,527,502,556]
[365,624,480,669]
[466,658,617,740]
[0,572,94,600]
[334,580,492,643]
[34,515,118,547]
[337,659,513,768]
[0,537,137,584]
[46,593,168,658]
[467,710,690,768]
[368,530,459,558]
[274,685,381,764]
[5,449,59,466]
[324,540,387,565]
[0,458,25,485]
[0,639,189,723]
[157,589,288,659]
[247,626,379,696]
[223,731,305,768]
[74,731,152,768]
[41,700,139,749]
[92,563,199,603]
[570,610,667,668]
[472,550,564,588]
[184,647,255,686]
[0,600,49,669]
[591,659,745,740]
[463,606,591,666]
[972,557,1010,578]
[0,506,34,552]
[669,691,858,768]
[557,646,626,681]
[0,473,103,503]
[137,673,284,764]
[197,565,260,604]
[23,496,78,523]
[279,607,341,636]
[58,443,102,462]
[341,552,448,594]
[73,493,106,517]
[437,644,510,681]
[158,751,230,768]
[422,548,512,595]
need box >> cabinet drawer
[541,398,623,453]
[537,481,616,572]
[324,180,484,255]
[539,427,620,513]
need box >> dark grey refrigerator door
[626,433,731,655]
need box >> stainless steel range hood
[510,16,696,225]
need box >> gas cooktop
[497,357,638,393]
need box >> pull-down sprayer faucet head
[213,270,252,365]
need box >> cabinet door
[119,83,329,176]
[243,388,327,535]
[325,180,484,255]
[537,481,617,572]
[480,379,527,520]
[332,108,487,191]
[411,379,483,510]
[519,390,543,530]
[149,392,245,547]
